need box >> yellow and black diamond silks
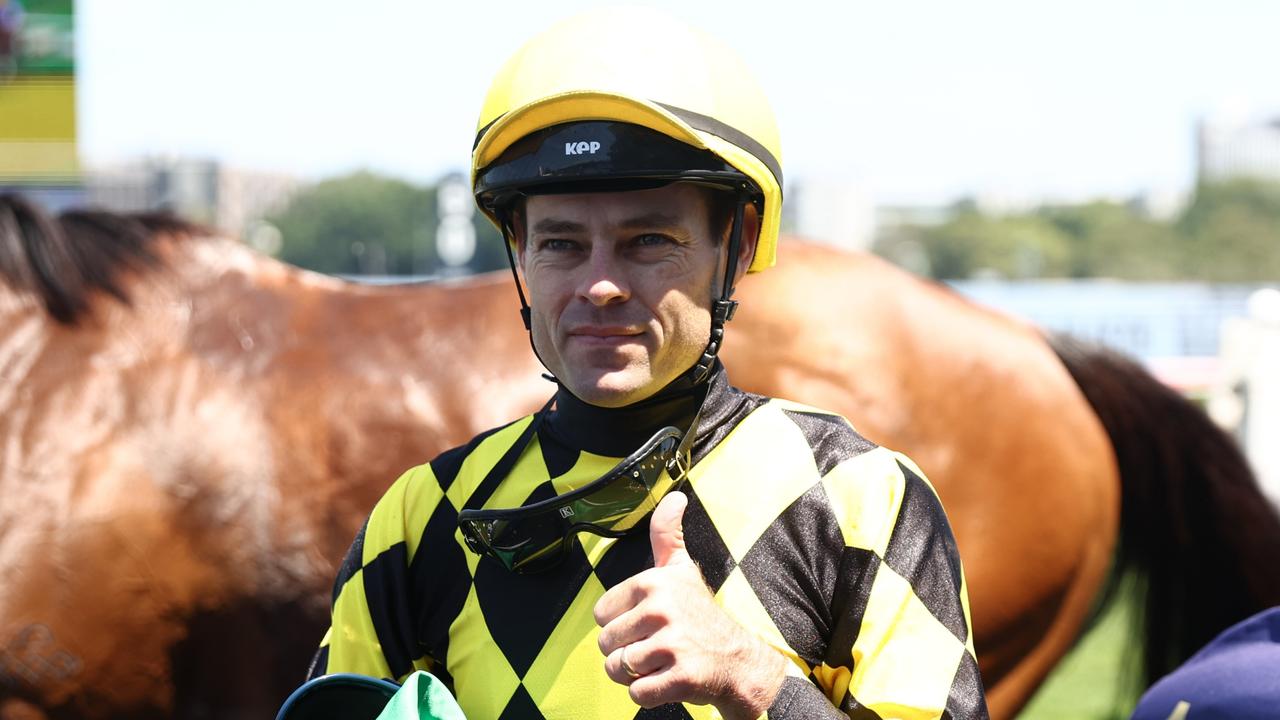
[313,377,987,719]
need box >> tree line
[873,179,1280,282]
[267,171,509,276]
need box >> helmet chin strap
[692,191,749,384]
[499,217,558,382]
[499,218,533,332]
[499,191,750,387]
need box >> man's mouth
[568,326,644,346]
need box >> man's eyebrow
[618,212,684,230]
[530,213,686,234]
[530,218,587,235]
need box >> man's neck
[547,364,721,457]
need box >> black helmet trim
[473,114,502,151]
[474,121,760,213]
[654,102,783,193]
[473,103,783,196]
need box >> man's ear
[733,202,761,285]
[510,208,528,267]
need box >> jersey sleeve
[308,463,446,682]
[801,448,989,719]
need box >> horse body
[1,199,1274,719]
[2,237,313,715]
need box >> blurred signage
[436,172,476,268]
[0,0,77,182]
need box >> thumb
[650,491,691,568]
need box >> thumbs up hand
[648,487,691,569]
[593,492,788,719]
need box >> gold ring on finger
[620,645,642,680]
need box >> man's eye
[540,238,577,251]
[634,234,674,247]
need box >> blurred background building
[84,158,301,237]
[1211,288,1280,507]
[789,178,876,252]
[1199,113,1280,183]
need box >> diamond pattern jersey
[311,379,988,720]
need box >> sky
[75,0,1280,206]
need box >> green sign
[4,0,74,76]
[0,0,76,180]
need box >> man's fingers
[596,602,666,655]
[604,641,671,688]
[593,575,649,627]
[626,661,694,709]
[650,491,690,568]
[603,645,638,685]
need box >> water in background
[950,280,1274,360]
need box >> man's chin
[565,368,656,408]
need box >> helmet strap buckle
[712,299,738,324]
[693,193,749,384]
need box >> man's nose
[577,244,630,306]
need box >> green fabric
[375,672,467,720]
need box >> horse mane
[0,193,207,325]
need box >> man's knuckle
[633,571,659,593]
[639,608,675,634]
[655,646,678,667]
[630,682,668,709]
[592,597,615,626]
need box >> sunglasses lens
[569,433,682,535]
[459,429,687,574]
[465,513,570,573]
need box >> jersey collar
[546,362,727,457]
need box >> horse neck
[319,271,551,437]
[212,259,551,566]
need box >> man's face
[517,183,734,408]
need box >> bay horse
[1,194,1277,720]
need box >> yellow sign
[0,76,76,180]
[1,0,77,182]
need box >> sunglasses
[458,416,696,574]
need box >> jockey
[307,8,988,719]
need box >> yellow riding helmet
[470,6,783,273]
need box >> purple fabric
[1131,607,1280,720]
[0,2,24,33]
